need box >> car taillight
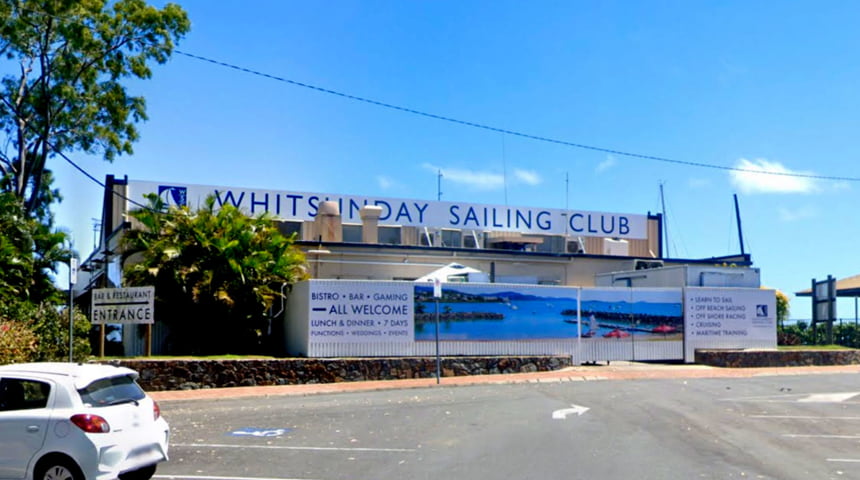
[70,414,111,433]
[153,400,161,420]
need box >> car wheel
[34,457,83,480]
[119,464,157,480]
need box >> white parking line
[827,459,860,463]
[156,475,317,480]
[172,443,416,453]
[723,391,860,404]
[750,415,860,420]
[782,434,860,439]
[799,392,860,403]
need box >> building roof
[795,274,860,297]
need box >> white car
[0,362,169,480]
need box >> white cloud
[778,206,817,222]
[729,158,817,194]
[832,180,851,192]
[688,178,710,188]
[422,163,539,191]
[596,155,617,173]
[513,169,541,186]
[377,175,394,190]
[422,163,503,190]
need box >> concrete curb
[149,363,860,402]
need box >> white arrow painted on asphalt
[552,404,589,420]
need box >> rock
[104,356,573,391]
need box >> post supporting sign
[434,278,442,384]
[69,257,77,362]
[811,276,837,345]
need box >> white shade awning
[414,263,482,283]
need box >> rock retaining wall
[104,357,572,391]
[696,349,860,368]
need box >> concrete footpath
[149,362,860,402]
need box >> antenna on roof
[91,218,101,250]
[437,170,443,201]
[565,172,569,211]
[502,133,508,205]
[660,182,670,258]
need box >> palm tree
[122,194,308,354]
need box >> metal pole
[828,275,835,345]
[69,257,77,362]
[660,183,669,258]
[435,299,441,384]
[69,280,74,362]
[733,194,746,256]
[437,170,442,201]
[811,278,817,344]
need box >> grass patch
[778,345,856,351]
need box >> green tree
[0,0,189,305]
[122,194,309,354]
[0,0,190,214]
[0,192,34,301]
[775,289,789,327]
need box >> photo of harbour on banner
[291,280,776,363]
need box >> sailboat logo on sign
[756,305,768,317]
[158,185,188,208]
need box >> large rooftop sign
[127,180,649,239]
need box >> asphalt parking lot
[151,365,860,480]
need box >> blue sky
[50,0,860,321]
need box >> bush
[0,301,91,362]
[30,306,91,363]
[0,321,38,365]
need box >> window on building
[276,221,302,238]
[463,232,482,249]
[342,224,362,243]
[379,226,401,245]
[419,231,435,246]
[441,229,462,248]
[536,235,566,253]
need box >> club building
[75,176,773,361]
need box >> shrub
[0,301,91,362]
[0,321,38,365]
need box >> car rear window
[78,374,145,407]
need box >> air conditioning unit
[566,237,586,254]
[634,259,664,270]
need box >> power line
[175,49,860,183]
[1,99,158,213]
[6,4,858,182]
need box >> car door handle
[26,425,40,433]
